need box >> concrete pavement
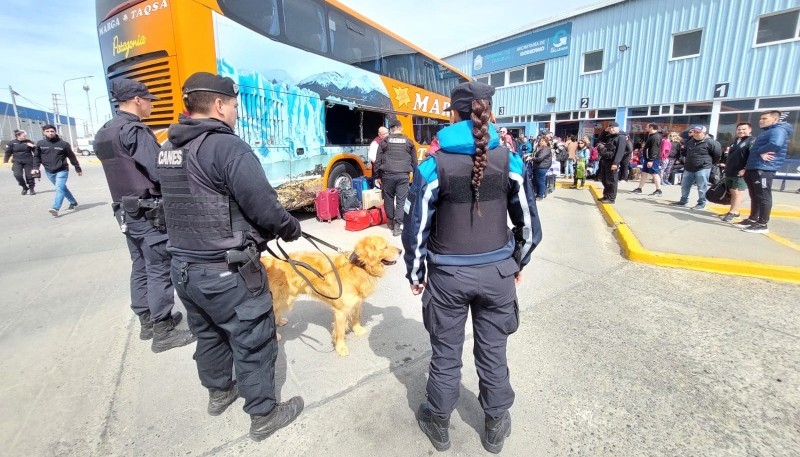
[1,163,799,456]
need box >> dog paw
[276,317,288,326]
[335,342,350,357]
[352,324,366,336]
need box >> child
[546,149,560,194]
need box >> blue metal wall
[444,0,800,115]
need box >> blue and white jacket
[402,120,542,286]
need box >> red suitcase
[315,188,340,222]
[344,206,387,231]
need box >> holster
[144,203,166,230]
[225,244,263,293]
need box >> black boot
[21,188,28,195]
[138,311,183,340]
[417,403,450,451]
[482,411,511,454]
[208,381,240,416]
[151,316,196,353]
[28,186,36,195]
[387,220,394,230]
[250,397,304,441]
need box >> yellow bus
[95,0,469,209]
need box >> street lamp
[63,75,93,147]
[83,82,94,136]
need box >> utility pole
[52,93,61,130]
[9,86,21,130]
[83,82,94,136]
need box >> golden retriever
[261,235,402,356]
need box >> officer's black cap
[182,72,239,97]
[443,81,494,113]
[110,78,158,101]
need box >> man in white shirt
[368,126,390,168]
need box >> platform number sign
[580,97,589,108]
[714,82,730,99]
[498,106,506,116]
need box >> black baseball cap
[608,121,620,127]
[443,81,494,113]
[110,78,158,102]
[182,72,239,97]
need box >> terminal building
[1,101,77,145]
[443,0,800,154]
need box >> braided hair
[464,99,491,211]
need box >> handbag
[705,179,731,205]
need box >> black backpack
[339,185,360,214]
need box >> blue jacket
[401,120,542,285]
[746,122,793,172]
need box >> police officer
[94,78,196,352]
[376,120,417,236]
[158,72,303,440]
[598,121,628,204]
[402,81,541,453]
[4,129,39,195]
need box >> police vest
[381,134,413,174]
[428,147,512,256]
[157,132,263,253]
[94,115,157,202]
[6,140,35,163]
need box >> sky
[0,0,598,137]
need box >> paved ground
[1,163,799,457]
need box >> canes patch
[158,149,184,168]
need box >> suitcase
[344,206,387,231]
[339,187,361,214]
[361,188,383,209]
[351,176,371,203]
[315,188,340,222]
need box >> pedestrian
[402,81,541,454]
[94,78,196,352]
[376,120,417,237]
[527,137,552,200]
[425,133,441,157]
[368,126,389,168]
[630,123,663,196]
[598,122,628,204]
[517,132,532,156]
[565,135,578,179]
[661,132,682,185]
[498,127,515,152]
[740,111,793,233]
[4,129,39,195]
[546,147,560,193]
[571,138,590,188]
[670,125,721,210]
[719,123,754,222]
[34,124,81,216]
[158,72,304,440]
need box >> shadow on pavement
[56,201,108,216]
[553,195,597,207]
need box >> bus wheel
[327,162,358,189]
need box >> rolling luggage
[361,188,383,209]
[315,188,340,222]
[351,176,371,203]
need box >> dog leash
[264,231,344,300]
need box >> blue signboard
[472,23,572,75]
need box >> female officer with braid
[402,81,541,453]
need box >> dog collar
[349,252,367,269]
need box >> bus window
[219,0,279,36]
[283,0,328,53]
[381,35,414,85]
[413,116,447,145]
[326,106,384,145]
[328,10,381,73]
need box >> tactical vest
[94,115,157,202]
[6,140,35,163]
[428,147,512,256]
[157,132,262,252]
[381,134,413,174]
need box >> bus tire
[327,162,359,189]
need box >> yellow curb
[587,184,800,285]
[706,204,800,219]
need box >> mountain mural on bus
[213,12,389,185]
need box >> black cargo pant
[381,172,410,225]
[422,257,520,420]
[600,159,619,201]
[12,160,36,190]
[171,259,278,416]
[120,210,174,321]
[744,169,775,224]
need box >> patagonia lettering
[158,149,184,168]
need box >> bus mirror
[296,147,305,156]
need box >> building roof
[0,101,75,126]
[442,0,627,58]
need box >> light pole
[83,82,94,136]
[63,75,93,147]
[94,95,108,127]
